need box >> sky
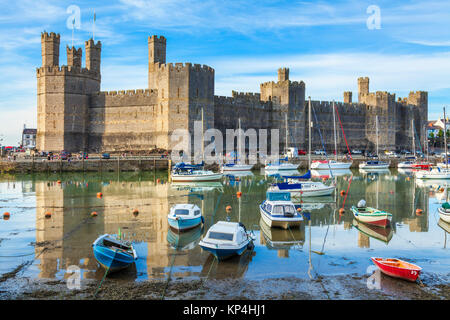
[1,0,450,145]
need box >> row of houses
[427,119,450,137]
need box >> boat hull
[311,161,352,169]
[200,242,250,261]
[270,185,335,197]
[371,257,422,282]
[171,173,223,182]
[351,207,392,228]
[438,207,450,223]
[415,171,450,179]
[168,216,203,231]
[259,206,303,230]
[359,163,390,169]
[93,245,134,272]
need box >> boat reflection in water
[166,225,203,251]
[259,218,305,258]
[311,169,352,178]
[438,218,450,235]
[264,169,300,180]
[359,168,390,176]
[352,219,394,245]
[170,181,223,192]
[199,247,255,279]
[415,179,450,190]
[397,168,414,176]
[292,196,335,211]
[223,171,254,179]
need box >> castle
[37,32,428,154]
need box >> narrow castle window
[177,88,180,98]
[177,105,180,114]
[162,89,164,98]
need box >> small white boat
[267,171,335,197]
[259,191,304,229]
[438,203,450,223]
[397,161,415,169]
[351,199,392,228]
[167,204,204,232]
[265,162,299,171]
[171,162,223,182]
[311,160,352,170]
[199,221,254,260]
[221,163,254,172]
[415,167,450,180]
[359,160,390,170]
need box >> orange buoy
[236,191,242,198]
[297,207,302,212]
[322,178,327,182]
[339,208,345,215]
[415,208,423,216]
[340,190,346,196]
[45,212,52,219]
[440,188,445,192]
[3,212,10,220]
[132,209,139,217]
[57,180,61,184]
[97,192,103,198]
[91,211,98,217]
[156,179,160,184]
[226,205,232,212]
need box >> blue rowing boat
[92,234,137,273]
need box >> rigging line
[413,123,423,154]
[210,193,223,225]
[334,103,352,161]
[311,104,334,178]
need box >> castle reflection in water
[7,169,441,281]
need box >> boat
[92,234,137,272]
[371,257,422,282]
[267,171,335,197]
[438,202,450,223]
[171,162,223,182]
[311,101,352,170]
[351,199,392,227]
[259,191,304,229]
[411,162,431,170]
[398,156,417,169]
[311,160,352,170]
[199,221,254,260]
[167,204,204,232]
[170,181,223,192]
[265,157,299,171]
[359,116,390,170]
[259,218,304,251]
[438,218,450,233]
[415,166,450,180]
[221,119,254,172]
[352,219,393,244]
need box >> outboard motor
[357,199,366,208]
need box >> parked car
[102,153,111,159]
[351,149,362,155]
[298,149,307,155]
[400,150,411,155]
[313,150,326,155]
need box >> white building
[22,125,37,149]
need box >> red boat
[411,163,431,170]
[371,257,422,282]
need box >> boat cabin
[203,221,248,245]
[169,204,201,219]
[262,192,296,217]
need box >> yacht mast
[308,97,312,170]
[285,113,288,156]
[238,118,241,164]
[376,115,379,157]
[412,119,416,158]
[201,107,204,162]
[333,100,337,162]
[444,107,448,170]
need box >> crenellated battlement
[41,31,60,40]
[36,65,98,77]
[90,89,158,108]
[94,89,157,97]
[214,95,272,110]
[85,39,102,49]
[152,62,214,73]
[308,100,367,114]
[148,35,166,43]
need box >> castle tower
[358,77,369,102]
[344,91,352,103]
[66,46,82,68]
[148,35,166,64]
[41,32,60,67]
[278,68,289,82]
[85,39,101,75]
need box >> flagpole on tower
[93,10,96,41]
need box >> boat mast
[308,97,312,170]
[376,115,379,158]
[333,100,337,162]
[444,107,448,170]
[285,113,288,157]
[412,119,416,158]
[238,118,241,164]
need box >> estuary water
[0,169,449,287]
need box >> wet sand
[1,273,448,300]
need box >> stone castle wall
[36,32,428,154]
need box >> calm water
[0,169,449,284]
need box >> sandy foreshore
[1,272,448,300]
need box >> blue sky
[1,0,450,145]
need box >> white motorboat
[259,191,303,229]
[171,162,223,182]
[221,163,254,172]
[199,221,254,260]
[415,167,450,180]
[359,160,390,170]
[438,203,450,223]
[265,159,299,171]
[167,204,204,232]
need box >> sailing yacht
[311,101,352,170]
[416,107,450,180]
[221,119,254,172]
[171,107,223,182]
[359,116,390,170]
[265,114,299,172]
